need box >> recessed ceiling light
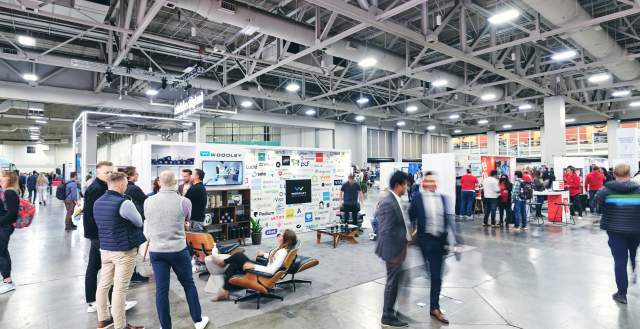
[481,93,497,101]
[35,120,47,124]
[285,82,300,92]
[612,90,631,97]
[630,101,640,107]
[28,106,43,112]
[17,35,35,46]
[453,129,462,133]
[355,115,365,122]
[104,126,111,129]
[432,79,448,87]
[240,100,253,108]
[478,119,489,124]
[503,124,512,129]
[22,73,38,81]
[518,104,532,110]
[182,122,194,126]
[488,8,520,25]
[427,125,436,131]
[358,57,377,68]
[449,114,460,119]
[588,73,611,83]
[29,126,39,130]
[145,89,159,96]
[305,109,316,116]
[356,97,369,105]
[551,49,577,61]
[30,136,39,140]
[406,105,418,113]
[565,118,576,123]
[397,121,406,127]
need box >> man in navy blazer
[375,171,411,328]
[409,171,463,324]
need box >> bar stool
[474,195,484,220]
[527,200,544,225]
[553,202,575,225]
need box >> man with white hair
[144,171,209,329]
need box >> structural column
[356,125,367,166]
[393,129,403,162]
[486,131,498,154]
[607,119,619,160]
[541,96,566,165]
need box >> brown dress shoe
[124,325,145,329]
[96,319,113,329]
[430,309,449,324]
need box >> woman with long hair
[213,229,297,301]
[498,175,513,228]
[0,170,20,294]
[36,173,49,205]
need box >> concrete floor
[1,191,639,329]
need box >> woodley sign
[174,91,204,116]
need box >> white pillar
[607,119,619,160]
[423,133,431,154]
[487,131,498,154]
[542,96,566,165]
[356,125,367,166]
[393,129,403,162]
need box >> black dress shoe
[65,225,77,231]
[381,316,409,328]
[612,292,627,304]
[130,272,149,283]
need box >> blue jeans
[514,200,527,227]
[483,198,498,225]
[461,191,476,217]
[150,248,203,329]
[607,232,640,296]
[588,190,599,214]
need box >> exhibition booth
[131,141,351,241]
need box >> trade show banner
[480,156,514,179]
[196,144,247,187]
[615,128,639,174]
[243,148,350,237]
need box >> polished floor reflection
[1,193,638,329]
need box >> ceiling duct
[522,0,640,84]
[171,0,504,100]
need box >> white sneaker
[87,303,97,313]
[124,300,138,311]
[195,316,209,329]
[0,281,16,294]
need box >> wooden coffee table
[315,224,359,248]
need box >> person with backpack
[63,172,78,231]
[564,166,583,219]
[0,170,20,294]
[511,171,528,230]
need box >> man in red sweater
[460,169,478,220]
[564,166,583,218]
[585,165,606,214]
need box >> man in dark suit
[375,171,411,328]
[409,171,463,324]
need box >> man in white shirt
[482,170,501,227]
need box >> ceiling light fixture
[432,79,448,87]
[30,136,39,140]
[612,90,631,97]
[406,105,418,113]
[630,101,640,107]
[502,124,512,129]
[588,73,611,83]
[104,126,111,129]
[478,119,489,124]
[488,8,520,25]
[145,89,159,96]
[35,120,47,124]
[28,105,44,112]
[285,82,300,92]
[355,115,365,122]
[358,57,377,68]
[453,129,462,133]
[481,93,497,101]
[551,49,577,61]
[449,114,460,119]
[397,121,406,127]
[305,109,316,116]
[240,100,253,108]
[29,126,39,130]
[565,118,576,123]
[22,73,38,81]
[356,97,369,105]
[518,103,532,110]
[17,35,35,46]
[427,125,436,131]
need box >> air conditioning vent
[219,0,236,14]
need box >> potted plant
[250,217,263,245]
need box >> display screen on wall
[285,179,312,204]
[26,146,36,154]
[202,161,243,186]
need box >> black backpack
[520,182,533,200]
[55,182,68,200]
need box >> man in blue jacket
[595,163,640,305]
[409,171,463,324]
[26,171,37,203]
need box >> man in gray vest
[93,172,146,329]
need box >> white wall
[334,123,362,166]
[0,143,73,172]
[96,134,162,167]
[280,127,317,148]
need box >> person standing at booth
[460,169,478,221]
[340,174,364,226]
[512,171,528,230]
[185,169,207,224]
[482,170,500,227]
[594,164,640,304]
[564,166,583,219]
[585,166,606,215]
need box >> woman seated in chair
[213,229,297,301]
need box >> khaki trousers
[96,248,138,328]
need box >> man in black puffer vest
[93,172,146,329]
[595,163,640,305]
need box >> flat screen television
[285,179,312,204]
[202,161,243,186]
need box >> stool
[553,202,575,225]
[474,197,484,220]
[527,201,544,225]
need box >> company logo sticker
[305,212,313,222]
[200,151,210,156]
[265,228,278,236]
[285,208,295,219]
[258,153,266,161]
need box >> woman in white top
[36,173,49,205]
[214,229,297,301]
